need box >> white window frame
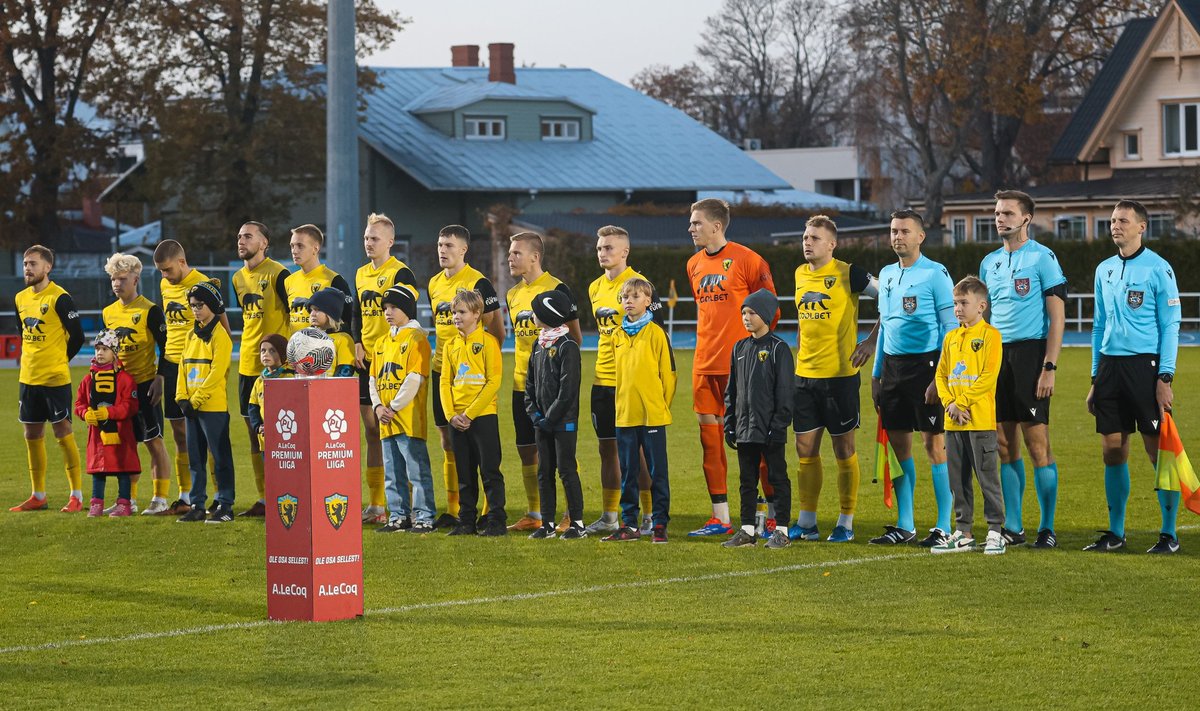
[540,118,581,142]
[973,217,1000,243]
[1163,102,1200,156]
[1147,212,1177,239]
[1123,131,1140,160]
[1054,214,1087,241]
[1095,217,1111,241]
[951,217,966,245]
[464,116,506,141]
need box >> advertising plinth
[264,377,364,621]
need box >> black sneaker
[375,519,410,533]
[207,499,219,514]
[869,525,916,545]
[205,505,234,524]
[475,515,488,529]
[447,523,477,536]
[1031,528,1057,549]
[1147,533,1180,554]
[432,512,459,530]
[560,524,587,540]
[177,506,207,523]
[1082,530,1125,552]
[652,524,668,544]
[722,529,757,548]
[528,525,556,540]
[478,521,508,537]
[603,526,641,542]
[1000,527,1026,546]
[918,528,949,548]
[409,521,434,534]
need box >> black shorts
[430,369,448,428]
[237,374,256,418]
[996,339,1050,425]
[1093,354,1161,435]
[590,384,616,440]
[879,352,944,433]
[160,360,183,420]
[512,389,535,447]
[18,383,72,424]
[792,373,860,436]
[359,362,372,406]
[133,379,164,441]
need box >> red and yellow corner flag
[667,279,679,309]
[1155,411,1200,515]
[875,413,903,509]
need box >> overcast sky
[367,0,725,85]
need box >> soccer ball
[287,327,335,376]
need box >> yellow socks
[252,456,266,500]
[366,465,387,508]
[797,456,823,512]
[522,464,540,517]
[57,434,81,492]
[836,454,860,515]
[640,490,652,517]
[175,451,191,498]
[443,451,459,516]
[602,487,621,515]
[130,477,140,501]
[25,437,47,496]
[153,477,169,499]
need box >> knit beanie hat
[381,285,418,320]
[742,288,778,325]
[306,286,347,318]
[188,280,225,315]
[531,289,572,328]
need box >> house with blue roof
[939,0,1200,243]
[278,43,789,260]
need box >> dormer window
[1163,102,1199,156]
[465,117,505,141]
[541,118,580,142]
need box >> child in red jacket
[74,330,141,517]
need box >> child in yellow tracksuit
[605,277,676,543]
[933,275,1005,555]
[174,280,236,523]
[440,289,506,536]
[307,286,356,377]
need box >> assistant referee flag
[1155,411,1200,516]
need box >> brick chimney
[488,43,515,84]
[451,44,479,67]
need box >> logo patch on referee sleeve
[1168,298,1180,306]
[1126,290,1144,309]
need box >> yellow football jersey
[160,269,209,363]
[794,259,872,379]
[506,272,577,391]
[439,326,502,420]
[356,256,417,357]
[372,324,431,440]
[232,258,289,376]
[427,264,499,372]
[102,296,165,383]
[15,282,80,387]
[588,266,650,387]
[283,264,351,335]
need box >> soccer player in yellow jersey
[102,253,171,515]
[427,224,505,528]
[283,224,355,336]
[584,225,659,535]
[441,290,506,536]
[232,221,289,516]
[154,240,230,515]
[9,245,85,513]
[354,213,418,524]
[505,231,581,532]
[789,215,878,543]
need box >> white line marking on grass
[0,551,917,656]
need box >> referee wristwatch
[1159,373,1174,384]
[1042,361,1056,371]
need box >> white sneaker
[361,505,387,523]
[584,516,619,535]
[639,514,653,536]
[930,530,975,554]
[984,530,1007,555]
[103,499,138,515]
[140,497,169,516]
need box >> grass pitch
[0,347,1196,707]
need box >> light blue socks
[1034,463,1058,532]
[1104,463,1130,537]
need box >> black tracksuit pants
[450,414,506,526]
[736,442,790,527]
[535,427,583,525]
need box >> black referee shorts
[1093,354,1162,435]
[879,351,944,433]
[996,339,1050,425]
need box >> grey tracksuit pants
[945,430,1005,534]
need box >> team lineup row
[11,193,1183,551]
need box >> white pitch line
[0,551,917,656]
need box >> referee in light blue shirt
[1085,199,1182,555]
[981,190,1067,550]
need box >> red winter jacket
[73,363,140,474]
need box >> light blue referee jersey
[1092,245,1181,376]
[874,255,957,378]
[980,239,1067,343]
